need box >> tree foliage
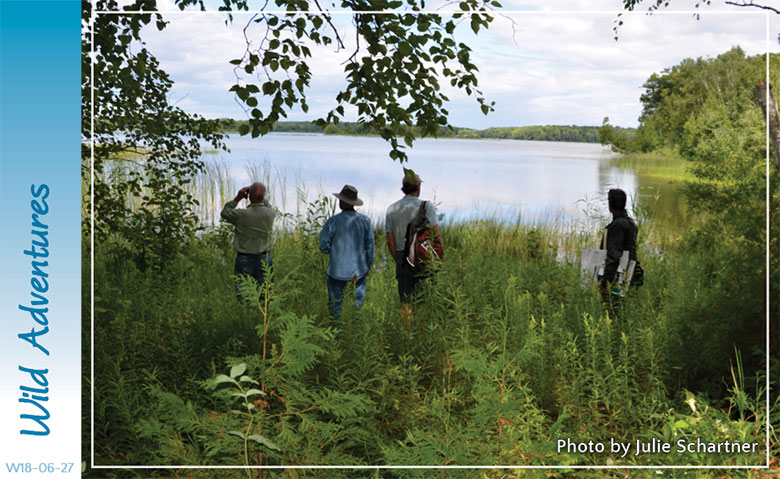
[83,0,506,271]
[613,48,777,153]
[83,0,226,270]
[176,0,500,162]
[597,116,635,151]
[612,47,780,391]
[619,0,712,11]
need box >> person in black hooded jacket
[600,188,638,294]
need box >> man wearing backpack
[319,185,375,327]
[384,170,443,330]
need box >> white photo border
[88,5,773,470]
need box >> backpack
[403,201,443,275]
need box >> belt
[237,251,268,256]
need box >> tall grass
[85,155,774,478]
[611,150,693,182]
[86,206,774,478]
[191,160,236,224]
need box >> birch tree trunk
[755,81,780,171]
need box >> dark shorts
[395,250,421,303]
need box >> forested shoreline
[218,119,615,143]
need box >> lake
[194,132,686,230]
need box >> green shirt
[220,199,276,254]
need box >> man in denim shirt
[319,185,374,326]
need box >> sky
[126,0,779,129]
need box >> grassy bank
[610,150,693,182]
[84,210,776,477]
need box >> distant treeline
[218,118,623,143]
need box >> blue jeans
[234,252,272,301]
[327,274,367,326]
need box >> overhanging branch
[724,0,780,15]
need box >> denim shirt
[319,210,374,281]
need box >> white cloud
[129,0,776,128]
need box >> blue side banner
[0,1,82,477]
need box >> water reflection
[203,133,677,229]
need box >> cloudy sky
[125,0,778,129]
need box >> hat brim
[333,192,364,206]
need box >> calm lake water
[197,132,685,230]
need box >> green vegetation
[220,119,607,143]
[82,1,225,273]
[220,119,322,135]
[88,211,776,476]
[598,48,776,154]
[475,125,603,142]
[611,150,691,182]
[599,48,779,398]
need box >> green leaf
[238,124,250,136]
[246,97,258,107]
[239,375,259,384]
[228,430,245,439]
[471,18,480,34]
[247,434,280,451]
[215,374,236,384]
[229,59,242,65]
[230,363,247,378]
[245,388,265,397]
